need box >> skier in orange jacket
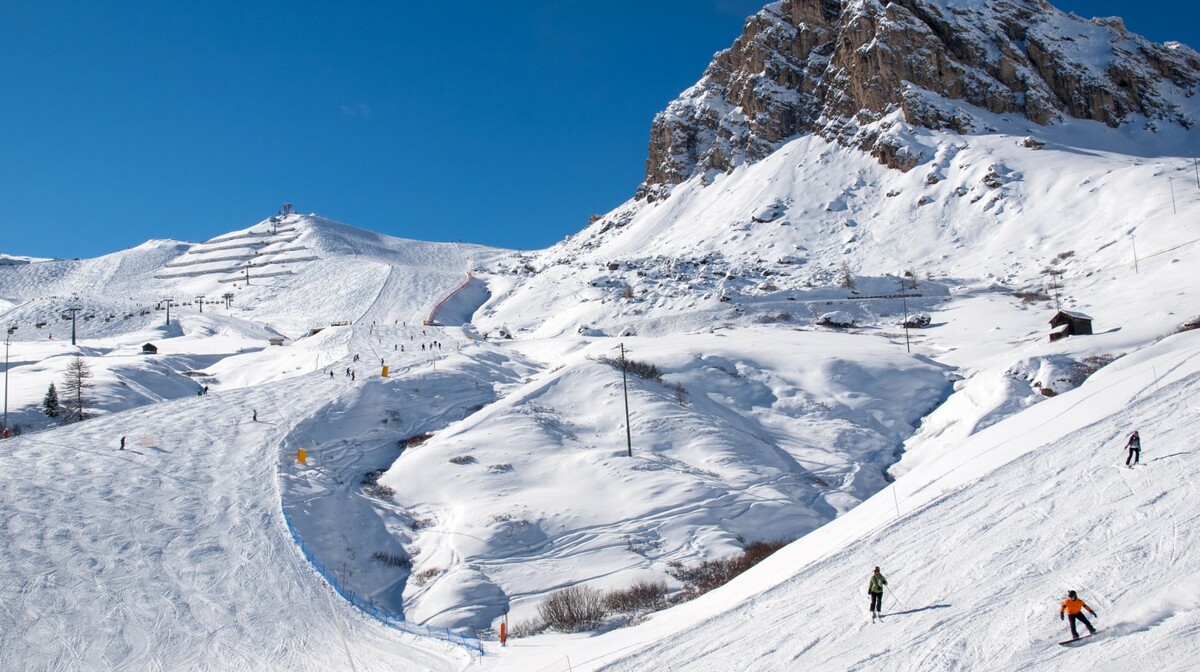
[1060,590,1097,640]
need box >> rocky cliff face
[638,0,1200,199]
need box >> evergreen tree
[60,357,93,424]
[42,382,61,419]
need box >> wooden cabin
[141,343,158,354]
[1049,310,1093,342]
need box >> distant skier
[1060,590,1097,640]
[1124,430,1141,467]
[119,436,125,450]
[868,567,888,619]
[252,409,258,422]
[329,371,334,380]
[202,385,209,396]
[351,370,356,381]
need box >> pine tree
[42,382,61,419]
[60,357,93,424]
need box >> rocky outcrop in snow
[639,0,1200,197]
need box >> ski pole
[885,584,906,610]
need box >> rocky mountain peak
[638,0,1200,200]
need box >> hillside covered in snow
[2,1,1199,670]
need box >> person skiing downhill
[868,567,888,619]
[1060,590,1097,640]
[1124,430,1141,467]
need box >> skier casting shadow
[868,567,887,620]
[1124,430,1141,467]
[1060,590,1097,640]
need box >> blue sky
[2,1,1198,259]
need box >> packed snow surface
[3,51,1200,672]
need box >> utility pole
[1169,177,1178,214]
[1045,269,1064,310]
[66,307,81,345]
[1194,158,1199,189]
[898,282,911,354]
[162,299,174,326]
[4,326,15,438]
[244,263,251,285]
[619,342,632,458]
[1131,234,1139,274]
[223,292,234,309]
[196,295,205,314]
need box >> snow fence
[280,509,485,655]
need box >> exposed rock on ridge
[638,0,1200,199]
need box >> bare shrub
[488,463,513,473]
[361,469,384,486]
[412,567,442,586]
[596,355,662,381]
[449,454,477,465]
[538,585,607,632]
[372,551,411,568]
[400,432,433,449]
[673,381,687,406]
[837,261,856,289]
[604,580,668,615]
[1012,289,1051,304]
[507,616,547,639]
[365,483,395,500]
[668,539,790,602]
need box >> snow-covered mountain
[2,1,1199,670]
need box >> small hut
[268,337,285,346]
[141,343,158,355]
[1049,310,1093,342]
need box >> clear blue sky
[2,1,1198,259]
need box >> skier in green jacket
[869,567,888,619]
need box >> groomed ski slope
[0,374,470,672]
[483,329,1200,671]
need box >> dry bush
[507,616,547,639]
[372,551,411,568]
[449,454,477,465]
[1012,289,1051,304]
[668,539,790,601]
[399,432,433,449]
[604,580,668,615]
[538,585,607,632]
[365,483,395,500]
[412,567,442,586]
[596,355,662,381]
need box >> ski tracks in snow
[0,381,469,671]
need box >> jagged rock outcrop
[638,0,1200,199]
